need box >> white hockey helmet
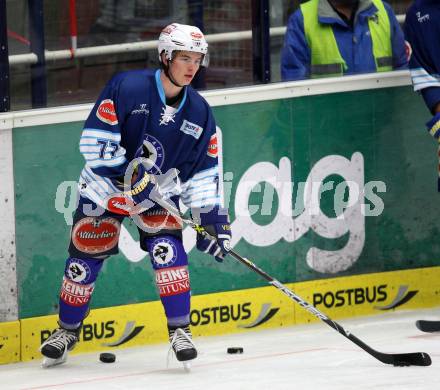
[158,23,209,67]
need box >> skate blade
[167,353,192,372]
[183,361,191,372]
[42,354,67,368]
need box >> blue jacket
[404,0,440,114]
[281,0,408,81]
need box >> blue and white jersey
[78,69,220,210]
[404,0,440,113]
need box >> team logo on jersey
[96,99,118,125]
[207,133,218,158]
[180,120,203,140]
[142,134,165,174]
[66,258,91,283]
[151,238,178,267]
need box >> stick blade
[416,320,440,333]
[387,352,432,367]
[348,331,432,367]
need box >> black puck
[227,347,244,354]
[99,352,116,363]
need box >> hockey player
[404,1,440,160]
[39,23,232,368]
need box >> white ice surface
[1,308,440,390]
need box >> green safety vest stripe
[368,0,392,72]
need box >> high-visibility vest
[301,0,393,77]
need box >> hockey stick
[137,195,431,367]
[416,320,440,333]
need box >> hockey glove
[195,208,231,262]
[427,113,440,141]
[130,163,161,210]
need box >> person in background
[404,0,440,164]
[404,1,440,333]
[281,0,408,80]
[39,23,231,369]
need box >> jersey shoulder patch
[207,133,218,158]
[96,99,118,126]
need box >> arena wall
[1,70,439,364]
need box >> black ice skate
[39,326,81,368]
[168,325,197,371]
